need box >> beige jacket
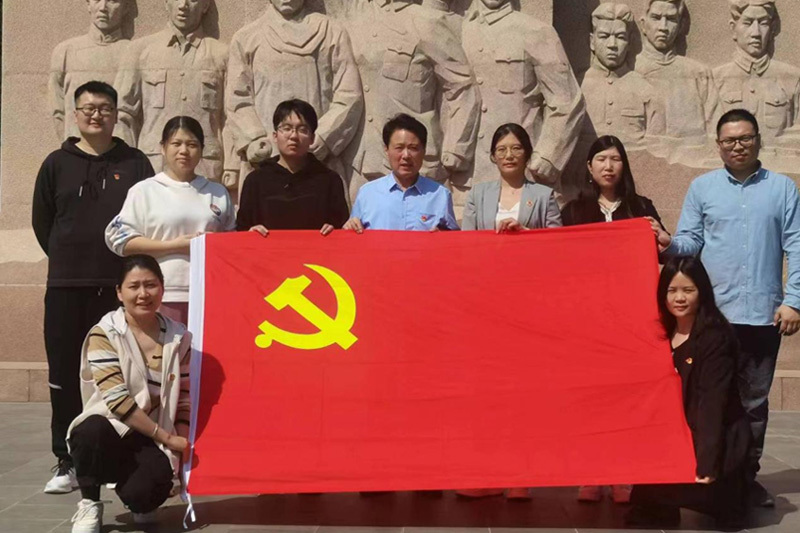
[67,307,192,474]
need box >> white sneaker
[71,499,103,533]
[132,509,159,524]
[44,460,78,494]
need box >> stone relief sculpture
[225,0,363,190]
[115,0,234,185]
[714,0,800,161]
[422,0,463,40]
[461,0,585,186]
[581,2,665,151]
[49,0,133,140]
[341,0,480,199]
[635,0,718,161]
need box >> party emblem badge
[421,215,429,222]
[113,173,121,181]
[526,200,533,207]
[685,358,693,365]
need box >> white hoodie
[106,172,235,302]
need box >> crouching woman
[67,254,191,533]
[628,256,750,529]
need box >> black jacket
[32,138,154,287]
[673,326,750,479]
[236,155,349,231]
[560,194,664,227]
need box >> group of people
[32,79,800,533]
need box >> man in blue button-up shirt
[344,113,459,232]
[660,109,800,506]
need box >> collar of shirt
[374,0,415,12]
[469,1,513,24]
[89,25,123,45]
[724,162,766,186]
[591,58,631,79]
[641,44,676,66]
[598,199,622,222]
[386,173,424,194]
[166,23,206,51]
[734,47,770,76]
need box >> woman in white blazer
[462,123,562,232]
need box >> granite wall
[2,0,800,407]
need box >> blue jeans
[733,324,782,481]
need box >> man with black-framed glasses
[32,80,153,495]
[657,108,800,508]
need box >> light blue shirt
[351,173,459,231]
[664,166,800,325]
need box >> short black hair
[716,108,759,137]
[382,113,427,148]
[272,99,319,133]
[490,123,533,163]
[74,81,118,107]
[161,116,205,147]
[117,254,164,288]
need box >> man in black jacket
[32,81,154,494]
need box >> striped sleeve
[87,327,137,420]
[175,338,192,427]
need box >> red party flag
[185,219,696,496]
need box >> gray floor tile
[0,517,66,533]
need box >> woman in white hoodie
[106,116,235,324]
[68,255,190,533]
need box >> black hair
[160,116,205,147]
[272,99,319,133]
[657,256,733,338]
[117,254,164,288]
[716,108,760,137]
[382,113,428,148]
[579,135,647,218]
[490,123,533,164]
[74,81,118,107]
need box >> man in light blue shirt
[660,109,800,507]
[344,114,459,232]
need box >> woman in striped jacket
[66,254,191,533]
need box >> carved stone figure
[635,0,718,145]
[114,0,234,185]
[49,0,132,140]
[714,0,800,146]
[342,0,480,199]
[225,0,363,190]
[422,0,463,40]
[580,2,665,150]
[461,0,585,185]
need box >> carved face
[591,19,630,70]
[270,0,306,17]
[385,129,425,184]
[480,0,509,9]
[165,0,210,33]
[643,1,681,52]
[86,0,128,32]
[731,6,774,58]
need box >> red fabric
[188,219,696,495]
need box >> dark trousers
[70,415,174,513]
[733,324,782,481]
[44,287,118,462]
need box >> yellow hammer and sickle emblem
[255,264,358,351]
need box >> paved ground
[1,403,799,533]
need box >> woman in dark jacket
[561,135,665,238]
[628,256,751,529]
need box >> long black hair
[657,256,732,338]
[579,135,647,218]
